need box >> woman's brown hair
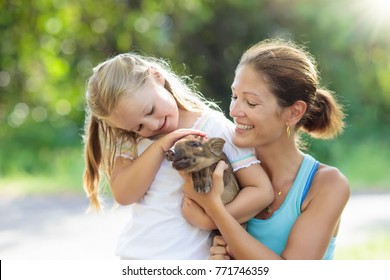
[238,39,345,139]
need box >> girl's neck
[178,109,203,129]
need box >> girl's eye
[136,124,143,132]
[147,108,154,116]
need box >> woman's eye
[247,101,257,107]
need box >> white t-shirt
[115,110,259,259]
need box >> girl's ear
[148,66,165,85]
[285,100,307,126]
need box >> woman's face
[106,78,179,138]
[229,65,286,149]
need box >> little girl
[83,53,273,259]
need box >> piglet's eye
[189,141,201,148]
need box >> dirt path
[0,192,389,259]
[336,192,390,246]
[0,194,127,259]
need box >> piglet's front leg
[192,168,213,193]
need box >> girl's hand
[157,129,207,153]
[182,196,205,220]
[182,196,216,230]
[209,235,231,260]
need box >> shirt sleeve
[200,111,260,172]
[114,141,135,160]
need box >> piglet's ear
[194,135,203,141]
[209,137,225,156]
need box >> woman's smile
[235,122,255,131]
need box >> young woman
[182,39,350,260]
[83,53,273,259]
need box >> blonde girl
[83,53,273,259]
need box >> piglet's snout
[165,149,176,161]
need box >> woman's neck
[255,143,304,189]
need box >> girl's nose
[144,118,160,131]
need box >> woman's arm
[184,161,280,259]
[110,129,206,205]
[181,163,273,230]
[187,162,350,260]
[280,165,350,259]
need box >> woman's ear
[286,100,307,126]
[148,66,165,85]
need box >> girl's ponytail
[83,115,102,210]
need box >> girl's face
[229,65,287,149]
[106,77,179,138]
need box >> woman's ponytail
[300,88,345,139]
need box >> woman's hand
[181,160,228,211]
[209,235,231,260]
[179,171,215,229]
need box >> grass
[0,175,84,196]
[336,141,390,192]
[335,231,390,260]
[308,136,390,193]
[0,147,85,196]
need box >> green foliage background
[1,0,389,194]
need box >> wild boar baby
[165,135,240,204]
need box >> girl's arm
[181,163,273,229]
[110,129,206,205]
[226,163,273,223]
[189,162,350,260]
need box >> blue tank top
[246,154,336,260]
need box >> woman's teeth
[236,123,254,130]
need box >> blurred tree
[0,0,389,185]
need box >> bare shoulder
[313,164,350,199]
[301,163,350,213]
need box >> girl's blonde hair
[83,53,220,210]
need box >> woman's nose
[229,100,245,118]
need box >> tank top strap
[285,154,319,212]
[300,154,319,206]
